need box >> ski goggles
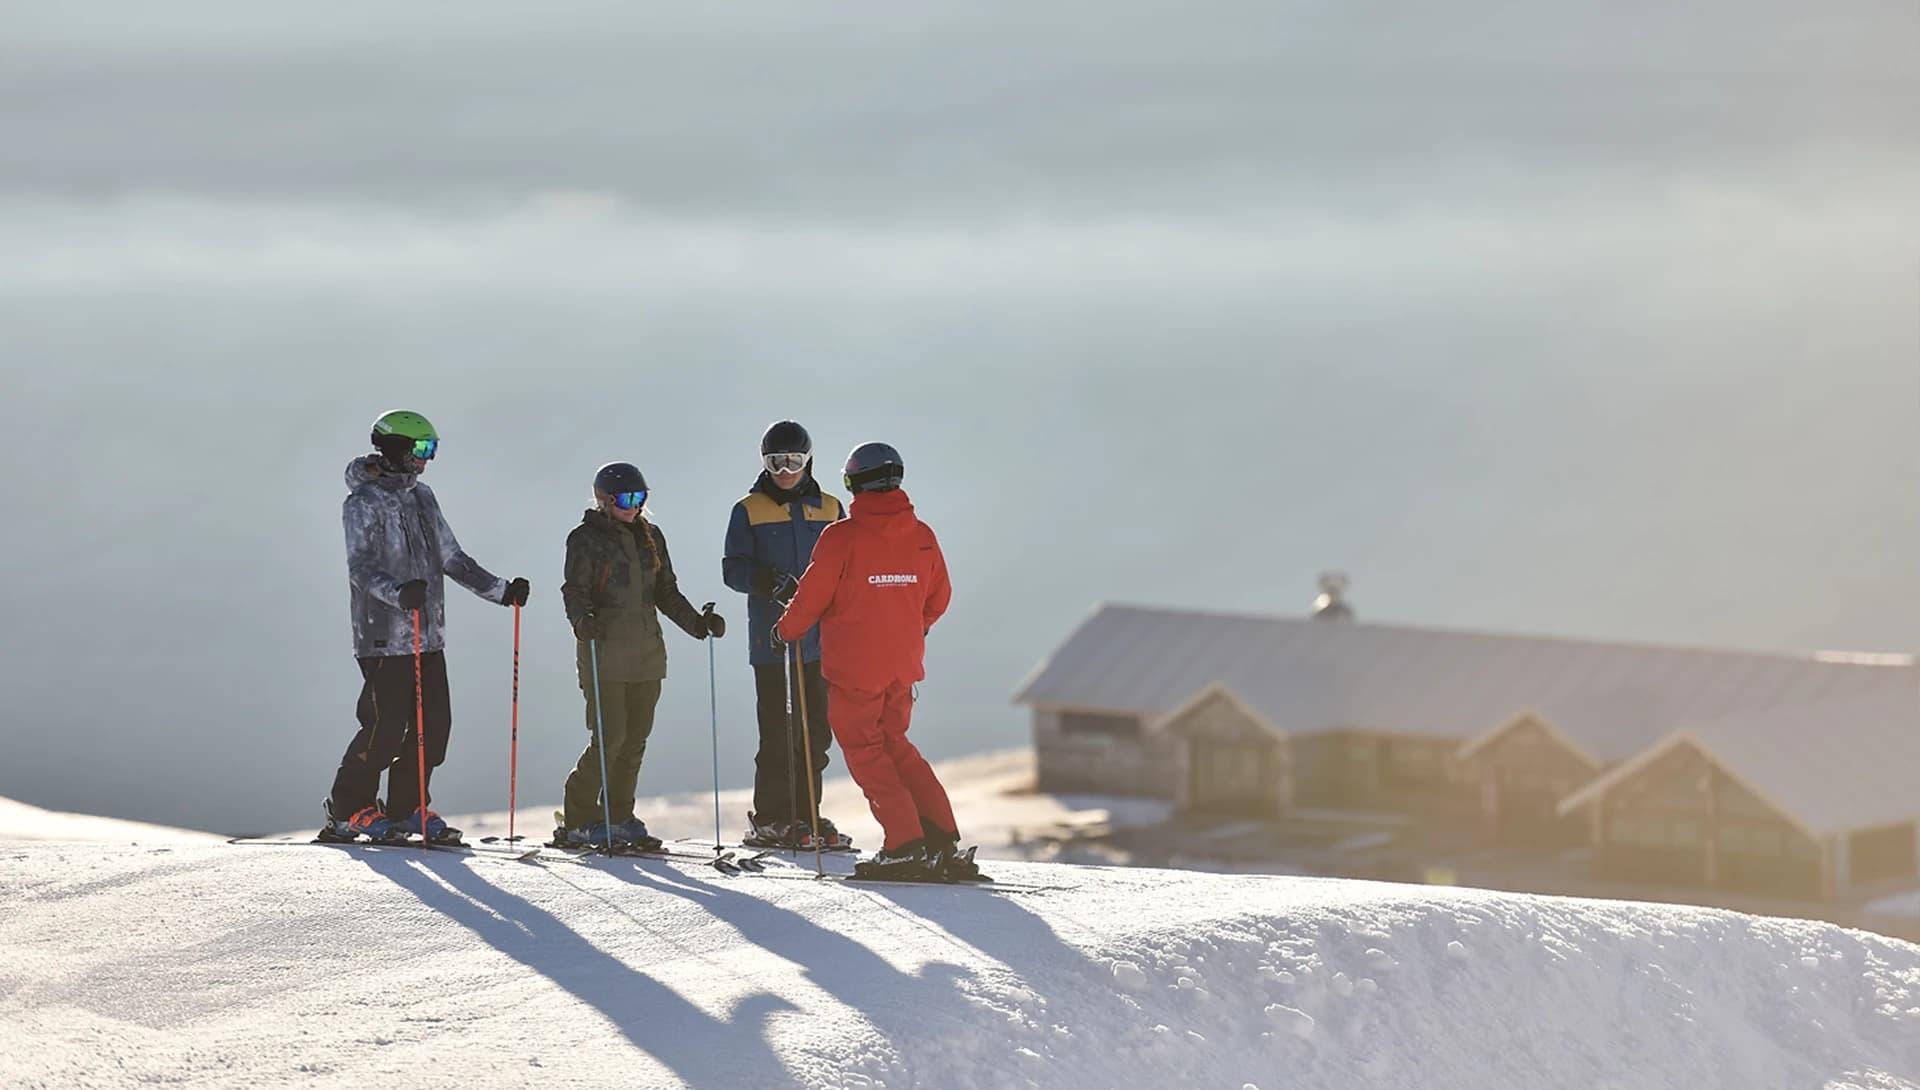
[763,452,809,474]
[410,437,438,461]
[610,489,648,510]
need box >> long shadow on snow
[613,863,1142,1086]
[351,851,797,1090]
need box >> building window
[1059,711,1142,741]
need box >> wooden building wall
[1466,717,1596,846]
[1291,729,1477,815]
[1166,691,1291,816]
[1590,743,1823,899]
[1032,706,1178,798]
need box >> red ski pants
[827,680,956,851]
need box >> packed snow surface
[6,834,1920,1090]
[6,756,1920,1088]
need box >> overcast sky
[2,1,1917,836]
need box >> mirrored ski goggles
[610,489,648,510]
[410,437,438,461]
[763,452,809,474]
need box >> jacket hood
[346,454,417,492]
[850,487,916,535]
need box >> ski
[739,840,859,855]
[731,871,1062,896]
[537,842,728,864]
[228,836,540,861]
[715,863,1063,895]
[229,835,715,866]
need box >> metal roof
[1558,681,1920,835]
[1013,603,1916,765]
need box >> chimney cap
[1313,571,1353,621]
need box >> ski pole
[793,641,824,878]
[587,638,614,853]
[509,601,522,843]
[706,607,721,855]
[413,607,429,846]
[781,632,799,856]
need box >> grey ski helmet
[843,441,904,494]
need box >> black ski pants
[331,651,452,820]
[752,658,834,825]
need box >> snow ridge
[3,840,1918,1090]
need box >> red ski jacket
[775,488,951,691]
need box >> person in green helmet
[326,410,530,844]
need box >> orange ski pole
[509,601,522,843]
[413,607,428,844]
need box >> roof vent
[1313,571,1354,621]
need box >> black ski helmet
[760,420,812,457]
[843,441,904,494]
[593,461,648,496]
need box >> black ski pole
[793,640,824,878]
[781,631,799,854]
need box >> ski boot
[799,815,854,852]
[553,819,624,850]
[390,808,464,845]
[852,839,938,882]
[612,817,663,851]
[932,843,988,883]
[743,811,803,850]
[319,799,398,842]
[921,819,988,882]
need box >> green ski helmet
[370,409,440,466]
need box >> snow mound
[0,794,219,843]
[3,842,1918,1090]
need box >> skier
[556,461,725,848]
[329,410,530,844]
[721,420,852,851]
[774,442,981,881]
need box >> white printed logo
[868,574,919,586]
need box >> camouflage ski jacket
[342,455,506,658]
[561,509,708,684]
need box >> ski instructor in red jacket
[774,441,981,881]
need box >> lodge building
[1013,579,1920,901]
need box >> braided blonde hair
[634,513,661,575]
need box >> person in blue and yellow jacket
[722,420,850,850]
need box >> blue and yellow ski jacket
[722,472,844,666]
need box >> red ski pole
[509,601,522,843]
[413,607,428,844]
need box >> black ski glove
[501,577,531,606]
[701,602,726,639]
[396,580,428,610]
[573,614,603,641]
[751,567,800,604]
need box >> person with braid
[553,461,725,849]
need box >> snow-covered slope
[5,835,1919,1090]
[0,794,220,844]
